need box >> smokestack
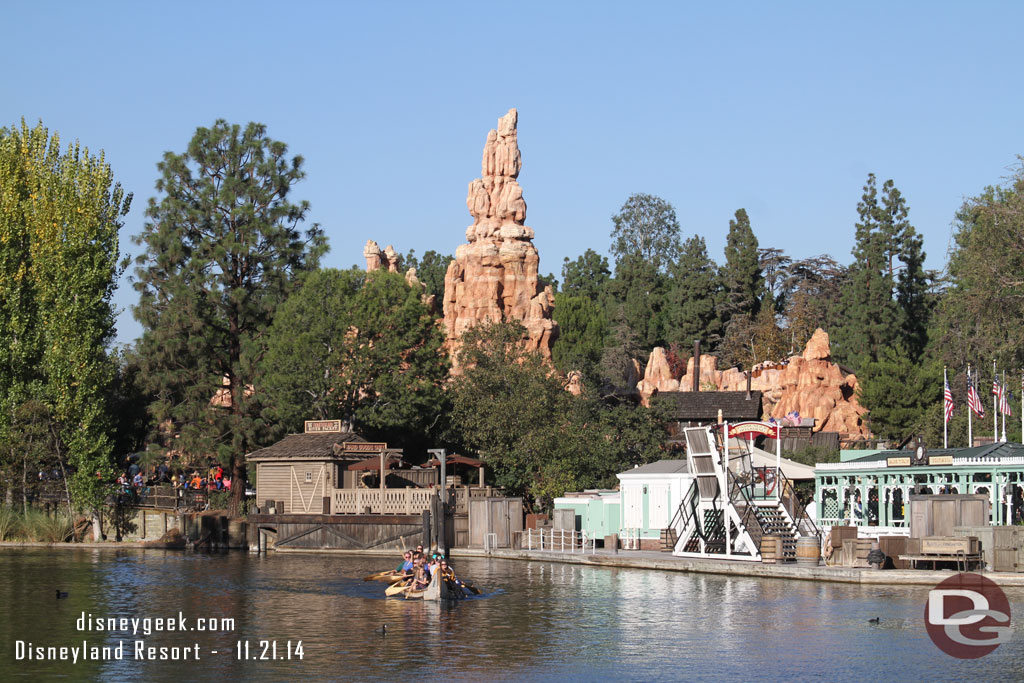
[692,340,701,393]
[745,371,751,400]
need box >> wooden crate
[921,536,979,555]
[878,536,909,569]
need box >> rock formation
[363,240,401,273]
[637,329,870,439]
[442,109,557,369]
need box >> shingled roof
[245,431,367,462]
[664,391,763,422]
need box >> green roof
[843,442,1024,463]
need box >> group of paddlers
[365,544,477,597]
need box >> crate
[921,536,979,555]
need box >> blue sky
[4,2,1022,345]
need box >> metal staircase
[671,425,816,562]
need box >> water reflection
[2,549,1024,681]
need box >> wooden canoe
[403,572,440,601]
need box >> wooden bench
[898,552,982,572]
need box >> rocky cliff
[637,329,870,438]
[442,108,557,370]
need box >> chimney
[745,371,751,400]
[692,340,701,393]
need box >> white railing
[620,528,640,550]
[955,456,1024,465]
[332,488,434,515]
[816,461,887,471]
[484,532,498,552]
[524,528,596,554]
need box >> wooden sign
[305,419,342,433]
[342,442,388,453]
[887,457,911,467]
[928,455,954,466]
[727,421,779,439]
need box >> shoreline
[6,541,1024,587]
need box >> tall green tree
[0,121,130,536]
[133,120,326,514]
[551,293,610,384]
[833,174,901,370]
[561,248,612,303]
[609,193,682,272]
[934,163,1024,371]
[261,268,448,453]
[608,194,681,348]
[449,321,667,509]
[719,208,763,323]
[834,174,929,370]
[663,235,721,348]
[858,345,941,442]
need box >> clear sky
[4,2,1022,346]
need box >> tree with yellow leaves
[0,121,131,539]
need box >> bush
[19,508,74,542]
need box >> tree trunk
[229,458,245,518]
[91,509,102,542]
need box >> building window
[306,471,312,483]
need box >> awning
[425,454,484,468]
[347,454,404,471]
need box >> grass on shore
[0,507,75,542]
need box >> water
[2,549,1024,681]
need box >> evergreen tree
[607,194,681,348]
[720,208,763,323]
[403,249,452,299]
[132,120,326,514]
[0,121,130,535]
[833,174,901,370]
[663,235,721,348]
[561,248,611,303]
[551,293,610,384]
[858,345,941,442]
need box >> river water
[1,548,1023,681]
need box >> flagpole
[1020,369,1023,444]
[1002,370,1007,442]
[943,366,948,449]
[994,359,998,442]
[968,365,974,448]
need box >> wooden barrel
[795,535,820,566]
[761,535,780,564]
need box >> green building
[815,442,1024,528]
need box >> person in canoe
[411,558,430,591]
[396,551,414,576]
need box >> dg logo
[926,573,1012,658]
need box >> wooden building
[246,420,428,514]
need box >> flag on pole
[993,377,1002,402]
[1001,389,1013,416]
[968,373,986,417]
[944,376,955,424]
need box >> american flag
[968,373,986,417]
[944,377,955,424]
[1001,389,1013,416]
[993,378,1002,401]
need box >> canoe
[403,572,440,601]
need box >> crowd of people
[108,461,231,496]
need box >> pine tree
[551,293,610,384]
[132,120,326,514]
[664,235,721,348]
[720,208,763,323]
[561,249,611,303]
